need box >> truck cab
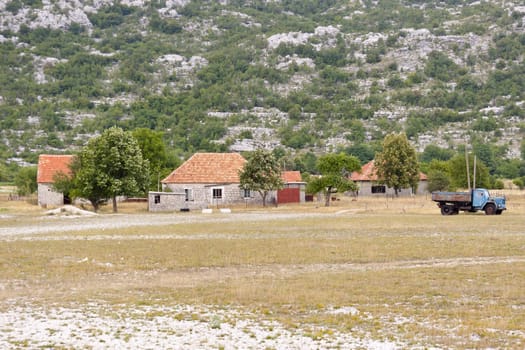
[473,189,506,215]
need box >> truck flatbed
[431,191,470,202]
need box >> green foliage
[344,143,376,165]
[374,133,420,196]
[239,149,283,207]
[72,127,150,212]
[492,178,505,190]
[15,166,37,196]
[424,51,463,82]
[306,153,360,206]
[427,169,450,193]
[88,4,136,29]
[420,145,455,163]
[132,128,174,191]
[512,178,524,190]
[471,117,499,132]
[448,153,490,189]
[292,152,318,175]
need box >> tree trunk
[261,192,267,207]
[112,196,118,213]
[91,200,99,213]
[324,187,332,207]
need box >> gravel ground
[0,302,408,349]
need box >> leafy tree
[420,144,454,163]
[427,169,450,192]
[15,166,37,196]
[239,149,284,207]
[448,153,490,189]
[306,153,360,207]
[374,133,420,196]
[73,127,150,212]
[132,128,170,191]
[344,143,376,164]
[424,51,461,82]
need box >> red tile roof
[162,153,247,184]
[350,160,378,181]
[281,170,303,183]
[350,160,427,181]
[37,154,74,183]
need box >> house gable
[37,154,74,184]
[281,170,302,183]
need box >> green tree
[420,144,454,163]
[15,166,37,196]
[239,149,284,207]
[306,153,360,207]
[427,170,450,192]
[448,153,490,190]
[132,128,170,191]
[73,127,150,212]
[374,133,420,196]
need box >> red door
[277,188,300,204]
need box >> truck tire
[441,205,454,215]
[484,203,496,215]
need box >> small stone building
[149,152,267,211]
[278,171,306,204]
[37,154,74,207]
[350,160,428,197]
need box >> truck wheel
[441,206,453,215]
[484,203,496,215]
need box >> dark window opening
[213,188,223,199]
[371,185,386,194]
[154,195,161,204]
[185,188,193,201]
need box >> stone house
[149,152,268,211]
[37,154,74,207]
[350,160,428,197]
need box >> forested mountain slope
[0,0,524,178]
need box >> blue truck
[431,188,506,215]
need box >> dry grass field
[0,192,524,349]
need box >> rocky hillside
[0,0,524,173]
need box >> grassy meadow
[1,192,524,348]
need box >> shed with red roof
[37,154,74,207]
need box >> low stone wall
[148,192,186,212]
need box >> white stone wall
[163,183,267,209]
[148,192,186,212]
[355,181,428,197]
[37,183,64,207]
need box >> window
[185,188,193,201]
[154,195,161,204]
[243,188,251,198]
[371,185,386,194]
[212,188,223,199]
